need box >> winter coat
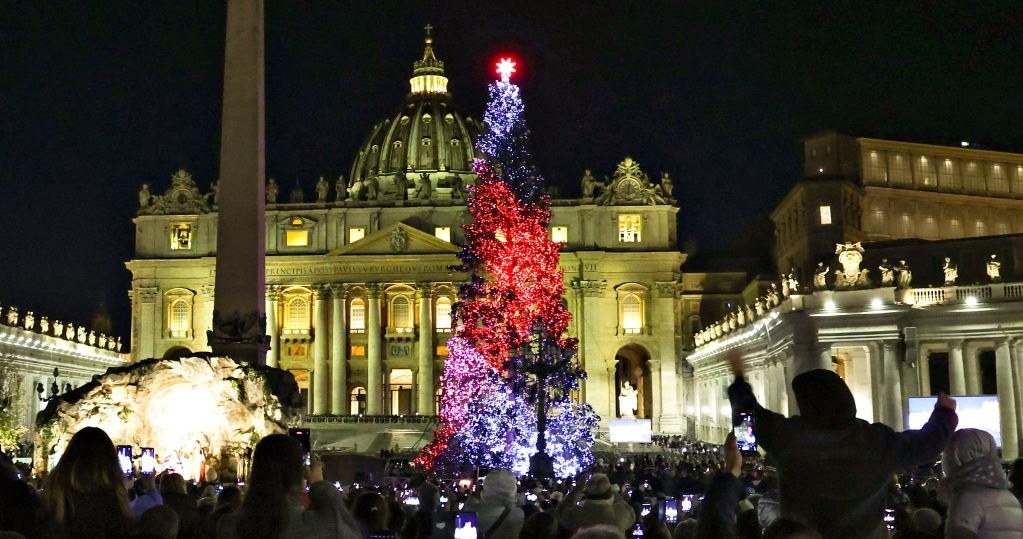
[555,489,636,532]
[462,469,524,539]
[943,429,1023,539]
[728,369,958,539]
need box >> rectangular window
[949,218,962,237]
[923,216,938,239]
[963,162,984,192]
[989,164,1008,192]
[348,227,366,243]
[899,213,912,236]
[434,227,451,242]
[887,153,912,184]
[1012,166,1023,194]
[618,215,642,243]
[350,345,365,356]
[169,300,189,338]
[622,295,642,334]
[391,297,412,332]
[170,224,192,250]
[285,230,309,247]
[974,220,987,237]
[863,150,886,183]
[915,155,937,186]
[818,205,832,225]
[350,300,366,332]
[550,226,568,243]
[939,159,961,189]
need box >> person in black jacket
[726,351,957,539]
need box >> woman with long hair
[41,426,134,539]
[217,433,357,539]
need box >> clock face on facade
[618,178,641,200]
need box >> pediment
[327,222,460,256]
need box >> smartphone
[734,411,757,454]
[525,492,538,504]
[439,493,449,508]
[630,523,644,538]
[116,445,133,477]
[884,508,895,532]
[140,447,156,475]
[664,498,678,524]
[454,511,479,539]
[680,494,694,513]
[641,502,652,517]
[403,491,420,507]
[289,428,312,466]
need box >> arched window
[622,294,643,334]
[284,297,310,330]
[435,297,452,331]
[169,299,190,338]
[350,298,366,332]
[391,296,412,332]
[350,387,366,415]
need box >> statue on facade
[942,257,958,285]
[116,337,123,352]
[737,306,746,326]
[745,304,754,322]
[98,334,108,348]
[335,175,347,202]
[76,326,87,343]
[40,316,49,334]
[754,299,765,316]
[813,262,829,289]
[266,178,279,204]
[88,331,96,346]
[23,311,34,331]
[660,172,674,198]
[65,323,75,340]
[781,276,790,297]
[365,171,380,200]
[53,320,63,337]
[786,271,799,295]
[139,183,152,209]
[987,254,1002,282]
[414,173,433,200]
[349,177,365,200]
[581,169,604,199]
[6,306,18,326]
[895,260,912,289]
[449,175,466,199]
[393,172,408,200]
[618,381,638,419]
[767,284,780,306]
[288,180,304,203]
[879,258,894,286]
[315,176,329,203]
[833,242,871,289]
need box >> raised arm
[725,351,786,450]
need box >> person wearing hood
[942,428,1023,539]
[726,351,957,539]
[556,473,636,533]
[462,469,524,539]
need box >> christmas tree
[419,59,597,477]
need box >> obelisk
[208,0,268,364]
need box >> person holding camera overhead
[725,351,957,539]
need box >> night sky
[2,1,1021,344]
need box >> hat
[482,469,518,501]
[582,473,613,500]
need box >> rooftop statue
[595,157,670,206]
[813,262,829,290]
[942,257,958,285]
[894,260,912,289]
[315,176,329,203]
[414,173,433,200]
[581,169,605,199]
[879,259,894,286]
[660,172,674,198]
[139,170,212,216]
[393,172,409,200]
[987,254,1002,283]
[833,242,870,289]
[266,178,279,204]
[335,175,347,202]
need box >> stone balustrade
[305,415,439,425]
[0,303,122,353]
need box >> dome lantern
[410,24,448,94]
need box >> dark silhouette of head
[45,426,132,526]
[236,433,305,539]
[792,369,856,429]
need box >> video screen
[907,395,1000,446]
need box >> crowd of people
[2,356,1023,538]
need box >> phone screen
[680,495,694,513]
[288,428,312,466]
[140,447,156,475]
[631,523,644,538]
[640,502,652,517]
[664,498,678,523]
[116,445,133,477]
[454,511,479,539]
[884,508,895,532]
[734,411,757,454]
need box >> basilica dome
[348,32,481,202]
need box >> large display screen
[906,395,1000,447]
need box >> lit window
[974,220,987,237]
[622,294,642,333]
[435,297,452,331]
[290,217,303,226]
[618,215,642,242]
[169,299,190,338]
[551,226,568,243]
[170,224,192,250]
[285,230,309,247]
[997,222,1010,235]
[283,297,310,332]
[349,227,366,243]
[350,345,365,356]
[391,296,412,332]
[436,345,448,356]
[350,387,366,415]
[350,298,366,332]
[435,227,451,242]
[949,218,962,237]
[989,164,1008,192]
[819,205,832,225]
[899,213,913,236]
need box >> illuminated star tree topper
[496,57,517,82]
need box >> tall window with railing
[350,298,366,333]
[391,296,413,333]
[622,294,643,334]
[435,297,452,331]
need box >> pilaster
[416,284,434,415]
[330,284,347,414]
[995,339,1018,459]
[312,286,330,414]
[366,284,382,415]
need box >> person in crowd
[462,468,524,539]
[40,426,135,539]
[754,468,780,531]
[519,511,559,539]
[0,451,42,539]
[307,480,360,538]
[900,507,942,539]
[569,524,626,539]
[203,484,242,539]
[161,473,200,539]
[694,432,746,539]
[134,504,180,539]
[941,428,1023,539]
[130,473,164,518]
[352,491,394,538]
[761,517,820,539]
[557,473,635,533]
[726,352,957,539]
[672,518,698,539]
[216,433,357,539]
[1009,458,1023,505]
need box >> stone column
[606,360,618,421]
[210,0,267,364]
[366,285,383,415]
[918,345,932,397]
[265,286,280,368]
[312,287,329,415]
[648,359,663,429]
[330,284,347,415]
[1010,342,1023,446]
[416,285,434,415]
[948,340,966,395]
[964,342,982,395]
[137,287,158,360]
[882,341,904,430]
[817,342,833,371]
[996,339,1019,459]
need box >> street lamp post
[518,322,574,481]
